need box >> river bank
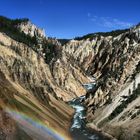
[69,95,115,140]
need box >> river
[69,83,111,140]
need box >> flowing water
[69,84,111,140]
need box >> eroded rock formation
[62,25,140,139]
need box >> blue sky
[0,0,140,38]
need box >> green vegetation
[131,110,140,119]
[136,62,140,72]
[131,61,140,80]
[41,38,62,63]
[58,39,70,45]
[43,41,56,63]
[0,16,38,46]
[108,83,140,120]
[74,29,129,40]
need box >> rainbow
[5,107,68,140]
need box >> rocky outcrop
[17,21,46,38]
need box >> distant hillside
[58,39,70,45]
[58,28,130,45]
[74,28,129,40]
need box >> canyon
[0,16,140,140]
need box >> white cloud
[88,15,133,28]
